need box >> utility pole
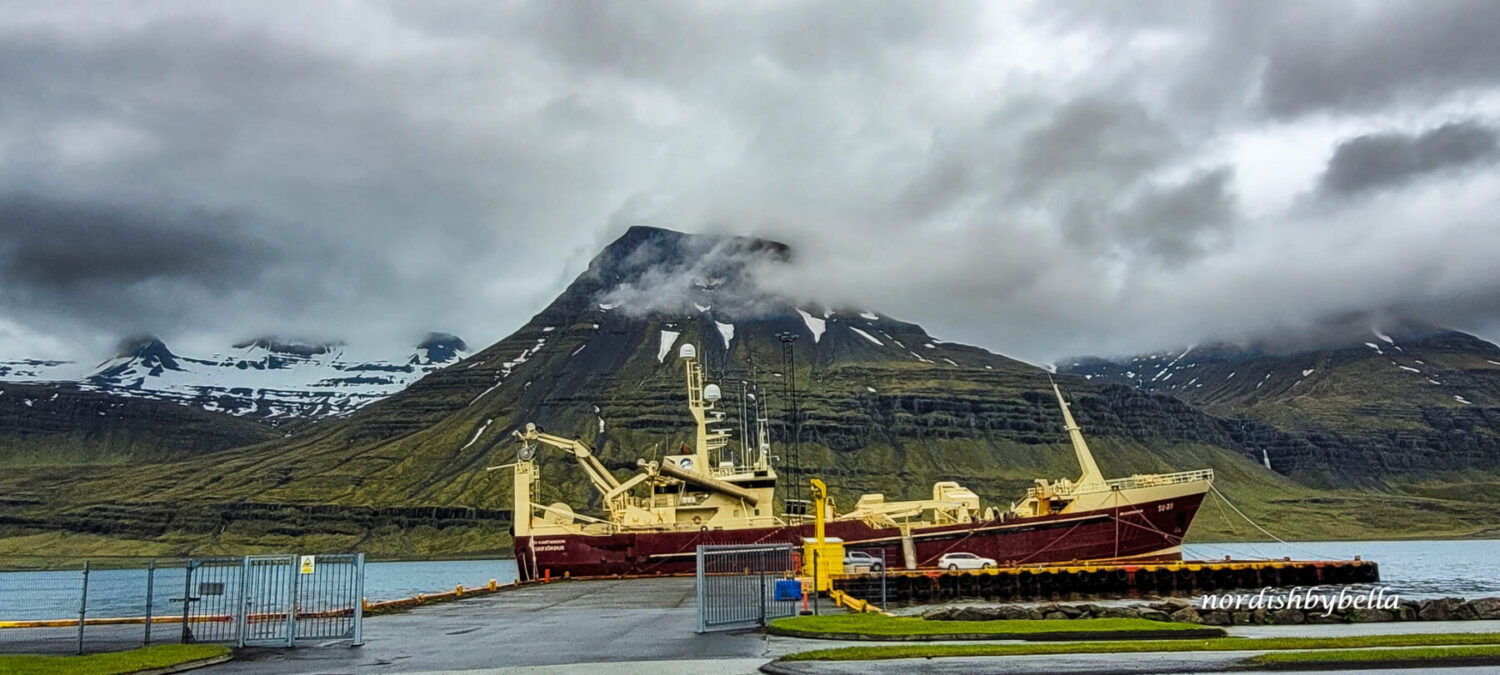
[776,332,801,513]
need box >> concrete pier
[832,559,1380,604]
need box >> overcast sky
[3,0,1499,365]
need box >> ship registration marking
[533,540,569,552]
[1157,502,1174,512]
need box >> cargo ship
[493,344,1213,581]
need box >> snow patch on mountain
[849,327,883,346]
[472,338,545,406]
[461,419,493,451]
[658,330,681,362]
[796,309,826,343]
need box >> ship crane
[508,422,658,518]
[513,422,620,495]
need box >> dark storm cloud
[1014,97,1178,200]
[1118,168,1237,263]
[1261,0,1500,117]
[0,194,270,289]
[1318,121,1500,196]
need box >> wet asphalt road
[205,577,783,674]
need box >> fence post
[812,551,819,616]
[234,557,250,648]
[144,560,155,645]
[76,561,90,655]
[881,549,888,609]
[286,555,299,648]
[759,551,768,627]
[352,553,365,647]
[181,559,195,643]
[694,546,706,633]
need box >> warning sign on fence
[299,555,316,575]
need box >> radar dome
[679,344,697,360]
[703,384,721,401]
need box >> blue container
[773,579,802,602]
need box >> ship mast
[680,344,728,474]
[1052,381,1106,489]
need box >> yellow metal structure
[829,589,886,614]
[810,478,828,542]
[491,344,784,538]
[802,478,844,592]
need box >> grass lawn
[1248,644,1500,666]
[779,631,1500,662]
[0,644,229,675]
[769,614,1214,639]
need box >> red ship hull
[514,492,1203,580]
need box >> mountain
[0,332,469,423]
[6,227,1499,560]
[0,381,279,464]
[1059,325,1500,486]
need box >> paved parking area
[206,577,784,674]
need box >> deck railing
[1032,468,1215,499]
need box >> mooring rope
[1209,487,1241,535]
[1207,483,1332,561]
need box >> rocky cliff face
[1060,326,1500,485]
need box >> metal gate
[178,557,244,645]
[180,553,363,647]
[695,544,798,632]
[241,555,295,646]
[291,553,364,645]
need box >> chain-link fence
[0,558,192,655]
[0,554,363,655]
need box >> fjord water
[0,558,519,622]
[2,541,1496,621]
[1183,539,1500,599]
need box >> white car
[937,552,997,571]
[843,550,885,572]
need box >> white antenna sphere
[703,384,721,401]
[679,344,697,360]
